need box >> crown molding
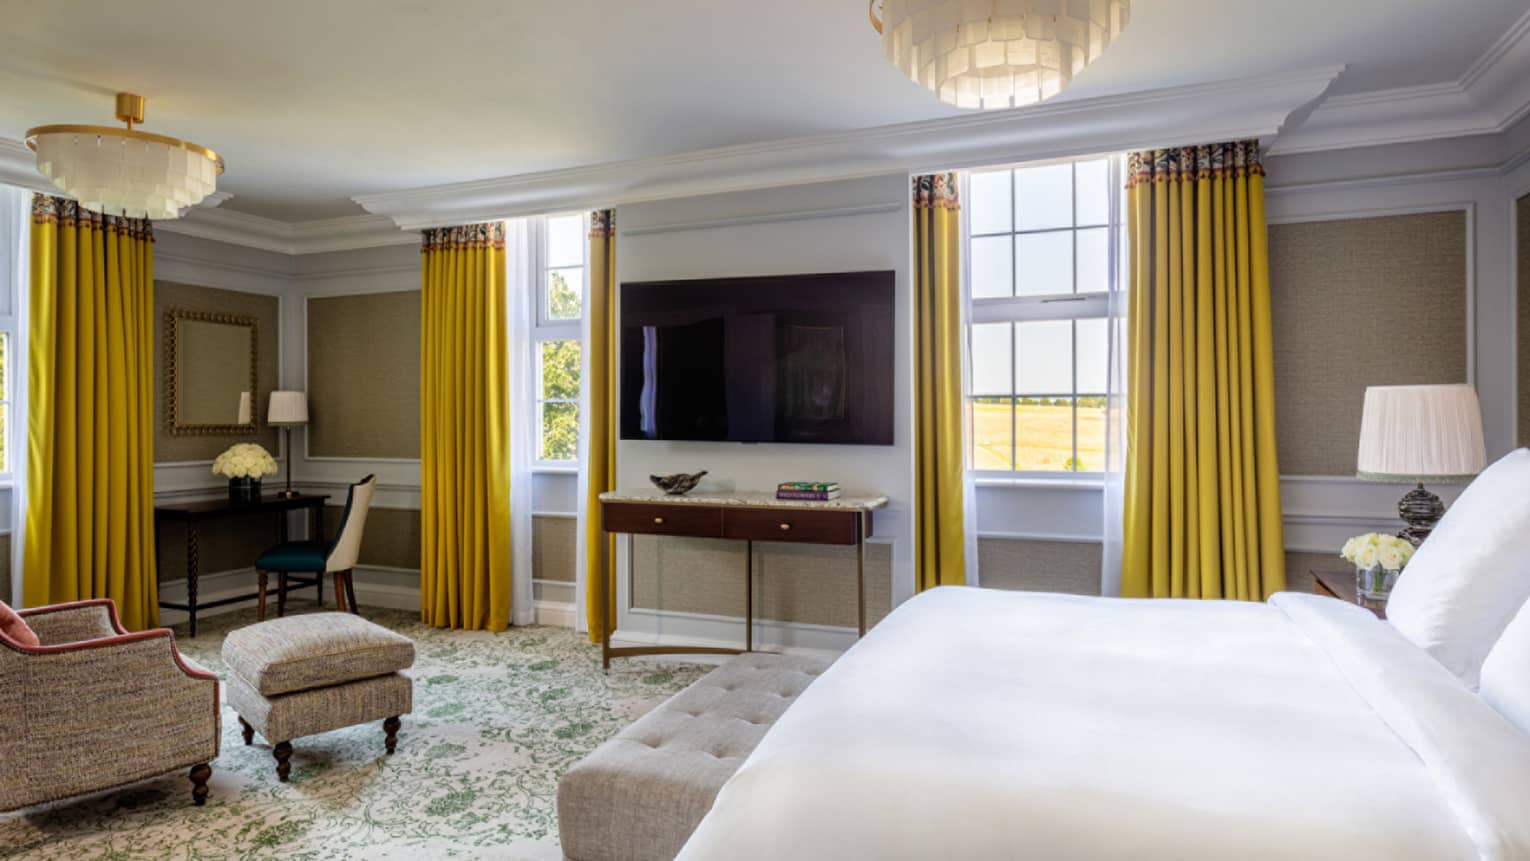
[0,138,57,194]
[354,66,1345,230]
[154,207,416,255]
[1270,7,1530,154]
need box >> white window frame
[965,155,1124,483]
[531,212,587,468]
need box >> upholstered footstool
[558,652,832,861]
[221,612,415,781]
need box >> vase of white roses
[1340,532,1416,602]
[213,443,279,504]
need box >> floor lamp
[268,391,309,499]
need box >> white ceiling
[1,0,1526,222]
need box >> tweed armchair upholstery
[0,600,221,812]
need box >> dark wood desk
[1311,568,1387,619]
[598,490,888,670]
[155,493,328,636]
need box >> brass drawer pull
[778,522,792,531]
[653,516,666,525]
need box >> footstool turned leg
[273,741,293,782]
[189,763,211,806]
[384,715,401,755]
[239,717,254,746]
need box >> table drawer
[722,508,863,545]
[603,502,723,538]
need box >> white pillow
[1385,448,1530,687]
[1480,596,1530,735]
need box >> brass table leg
[856,513,866,638]
[745,539,753,653]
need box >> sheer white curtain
[505,217,536,625]
[0,185,27,608]
[957,174,981,587]
[1101,155,1128,597]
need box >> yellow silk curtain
[24,195,158,630]
[420,222,511,630]
[1121,142,1286,600]
[913,174,966,591]
[583,210,617,642]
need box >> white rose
[1355,545,1379,569]
[1378,546,1406,571]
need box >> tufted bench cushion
[558,652,832,861]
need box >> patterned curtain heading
[420,221,506,253]
[912,172,959,210]
[1126,140,1263,189]
[31,194,154,243]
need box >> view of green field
[970,399,1107,472]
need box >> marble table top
[600,488,889,511]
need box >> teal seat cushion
[256,541,328,572]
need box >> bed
[674,450,1530,860]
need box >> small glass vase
[1355,564,1401,602]
[228,476,262,504]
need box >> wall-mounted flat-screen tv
[619,270,895,445]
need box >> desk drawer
[603,502,723,538]
[722,508,862,545]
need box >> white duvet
[676,587,1530,860]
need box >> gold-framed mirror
[164,308,258,435]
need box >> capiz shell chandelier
[25,92,224,220]
[872,0,1131,110]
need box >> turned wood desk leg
[744,539,753,653]
[856,513,866,639]
[312,502,324,608]
[187,520,200,638]
[256,571,268,622]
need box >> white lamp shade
[267,390,309,426]
[1356,384,1486,481]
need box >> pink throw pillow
[0,601,40,648]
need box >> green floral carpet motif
[0,604,711,860]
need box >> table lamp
[1356,383,1486,545]
[267,391,309,499]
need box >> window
[966,157,1123,475]
[534,213,586,464]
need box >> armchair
[0,599,220,811]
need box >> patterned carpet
[0,603,711,860]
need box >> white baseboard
[157,565,420,625]
[534,600,577,628]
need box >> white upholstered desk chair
[256,475,377,618]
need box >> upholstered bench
[558,652,832,861]
[221,612,415,781]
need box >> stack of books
[776,481,841,501]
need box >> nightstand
[1311,569,1387,619]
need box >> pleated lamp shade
[267,390,309,426]
[1356,384,1486,482]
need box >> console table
[598,490,888,669]
[155,493,328,637]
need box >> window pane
[970,235,1013,299]
[1075,227,1108,294]
[1074,159,1110,226]
[970,323,1012,396]
[1015,320,1072,394]
[1075,318,1108,393]
[541,339,581,399]
[547,267,583,320]
[548,214,585,268]
[1014,231,1072,296]
[969,170,1012,234]
[969,397,1015,470]
[1076,396,1106,473]
[540,401,578,461]
[1013,163,1073,231]
[1016,397,1074,471]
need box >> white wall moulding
[157,207,417,256]
[1270,7,1530,155]
[353,68,1343,231]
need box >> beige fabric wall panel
[1269,212,1468,475]
[153,281,280,461]
[630,536,893,629]
[322,505,421,570]
[307,291,421,459]
[156,517,283,583]
[1518,194,1529,448]
[977,539,1102,595]
[533,517,576,583]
